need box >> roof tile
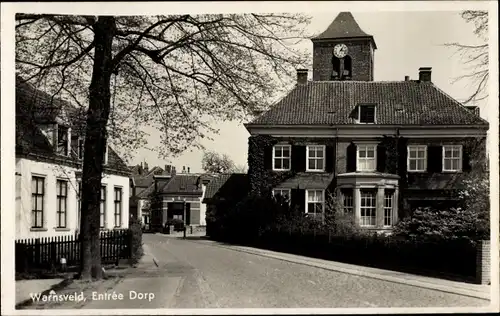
[249,81,488,126]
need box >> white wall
[101,173,130,230]
[15,158,130,239]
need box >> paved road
[85,234,488,309]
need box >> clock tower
[311,12,376,82]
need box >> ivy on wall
[248,135,296,196]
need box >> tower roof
[312,12,377,48]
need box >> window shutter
[346,143,357,172]
[264,145,272,170]
[325,145,335,173]
[427,145,442,173]
[462,145,472,171]
[376,144,386,173]
[292,145,306,172]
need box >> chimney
[404,76,410,81]
[465,105,480,117]
[297,69,308,85]
[418,67,432,82]
[165,164,171,174]
[187,167,190,173]
[182,166,186,173]
[172,166,177,176]
[144,162,149,173]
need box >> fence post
[34,238,40,267]
[476,240,491,285]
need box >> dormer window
[57,125,69,156]
[71,135,84,160]
[358,104,376,124]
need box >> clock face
[333,44,348,58]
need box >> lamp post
[183,198,187,239]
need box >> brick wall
[313,40,374,81]
[476,240,490,285]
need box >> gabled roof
[312,12,376,48]
[203,173,249,204]
[247,81,488,127]
[16,76,130,176]
[156,174,204,196]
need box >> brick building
[244,12,489,231]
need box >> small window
[407,145,427,172]
[358,105,376,124]
[272,145,291,171]
[306,189,324,218]
[57,126,69,156]
[56,180,68,228]
[357,144,377,172]
[360,189,376,227]
[77,181,82,229]
[114,187,122,228]
[342,188,354,214]
[384,190,394,227]
[272,189,290,204]
[100,186,106,228]
[443,145,462,172]
[31,176,45,228]
[306,145,325,172]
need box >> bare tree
[15,13,310,280]
[201,150,236,173]
[446,10,488,104]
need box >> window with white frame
[272,188,290,202]
[31,176,45,228]
[384,190,394,227]
[114,187,122,228]
[342,189,354,214]
[273,145,291,171]
[443,145,462,172]
[360,189,376,227]
[100,186,106,228]
[357,144,377,171]
[408,145,427,172]
[307,145,325,171]
[56,180,68,228]
[306,190,324,217]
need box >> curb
[15,277,74,309]
[183,238,490,301]
[141,244,159,267]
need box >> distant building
[129,163,176,230]
[148,171,210,231]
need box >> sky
[129,10,490,173]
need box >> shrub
[393,206,489,244]
[165,218,185,231]
[128,216,143,264]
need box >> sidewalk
[16,278,66,306]
[180,236,491,301]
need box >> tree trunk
[79,16,116,281]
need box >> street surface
[84,234,489,308]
